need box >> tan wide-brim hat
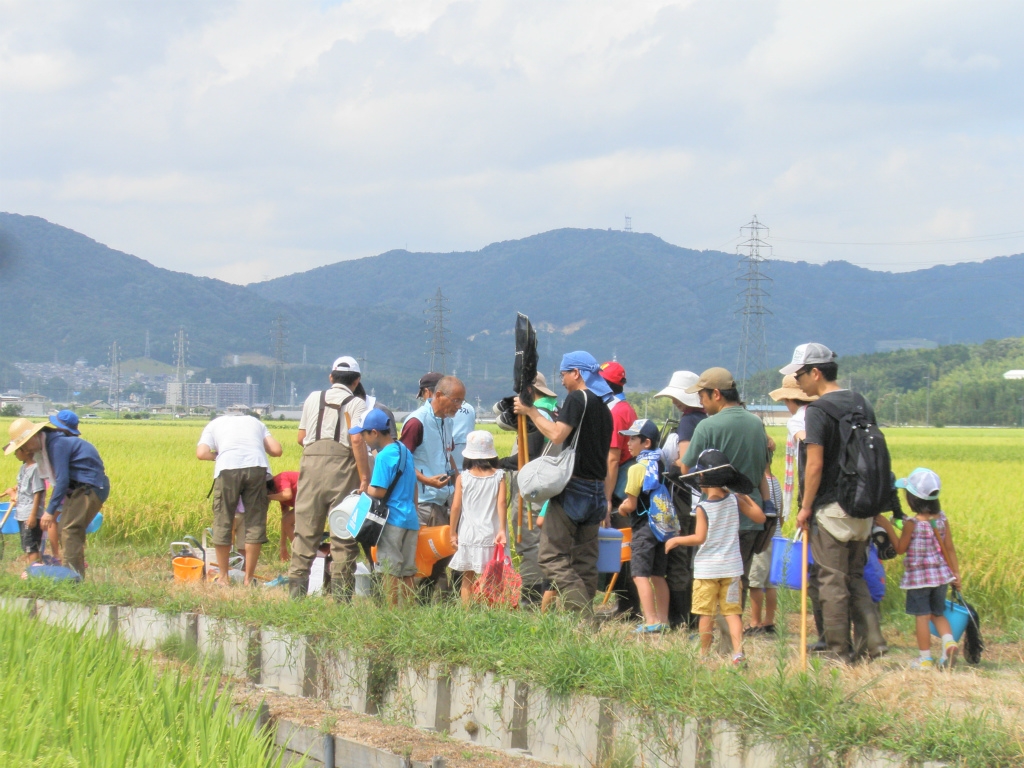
[655,371,702,408]
[769,374,819,403]
[532,372,556,398]
[4,418,48,456]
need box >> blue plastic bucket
[930,600,971,642]
[597,527,623,573]
[768,534,813,591]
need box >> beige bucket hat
[532,372,556,398]
[4,418,49,456]
[769,374,819,403]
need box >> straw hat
[655,371,702,408]
[532,372,556,398]
[4,418,48,456]
[462,430,498,460]
[769,374,819,403]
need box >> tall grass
[0,603,290,768]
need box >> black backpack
[810,393,892,519]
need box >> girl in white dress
[449,431,507,605]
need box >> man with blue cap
[515,351,613,615]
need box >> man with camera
[399,374,466,598]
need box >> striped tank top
[693,494,744,580]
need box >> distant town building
[166,377,258,409]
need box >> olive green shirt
[681,405,769,532]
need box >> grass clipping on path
[0,604,290,768]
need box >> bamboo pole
[800,527,809,671]
[517,415,527,543]
[600,573,619,606]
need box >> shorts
[376,524,418,578]
[748,549,772,590]
[17,519,42,555]
[630,521,667,578]
[212,467,269,546]
[906,584,948,617]
[416,501,450,528]
[691,576,742,617]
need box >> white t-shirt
[198,414,272,478]
[786,405,807,440]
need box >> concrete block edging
[9,596,942,768]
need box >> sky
[2,0,1024,284]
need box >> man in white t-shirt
[198,413,283,585]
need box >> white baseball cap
[896,468,941,500]
[332,356,361,374]
[655,371,701,408]
[779,343,836,376]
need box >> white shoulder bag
[518,390,588,504]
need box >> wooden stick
[600,572,619,606]
[517,415,526,543]
[521,417,531,531]
[800,527,809,672]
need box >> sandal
[634,623,666,634]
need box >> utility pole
[894,394,899,426]
[270,316,287,406]
[144,330,150,359]
[735,216,773,404]
[108,341,120,416]
[425,287,451,373]
[174,327,188,413]
[624,216,632,233]
[925,375,931,427]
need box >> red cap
[599,361,626,386]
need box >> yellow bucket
[172,556,204,582]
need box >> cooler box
[597,527,623,574]
[768,534,813,591]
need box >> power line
[270,315,287,406]
[772,229,1024,246]
[736,215,772,404]
[425,287,451,374]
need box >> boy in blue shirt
[350,409,418,605]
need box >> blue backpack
[638,456,681,542]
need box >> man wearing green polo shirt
[679,367,772,604]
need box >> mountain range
[2,211,1023,404]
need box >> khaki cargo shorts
[692,576,742,617]
[212,466,269,546]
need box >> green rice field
[3,418,1018,626]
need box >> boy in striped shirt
[666,449,766,664]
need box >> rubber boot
[288,577,307,600]
[668,589,690,630]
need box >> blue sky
[2,0,1023,283]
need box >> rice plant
[0,604,292,768]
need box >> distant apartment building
[166,378,258,409]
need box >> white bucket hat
[655,371,702,408]
[462,430,498,460]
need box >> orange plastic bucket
[172,556,204,582]
[620,527,632,562]
[416,525,454,577]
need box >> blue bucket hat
[49,409,81,436]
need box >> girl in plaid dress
[875,468,962,669]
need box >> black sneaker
[808,639,827,653]
[762,624,776,635]
[744,625,765,636]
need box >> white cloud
[2,0,1024,280]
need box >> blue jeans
[558,477,606,526]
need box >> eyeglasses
[794,369,810,381]
[442,394,465,406]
